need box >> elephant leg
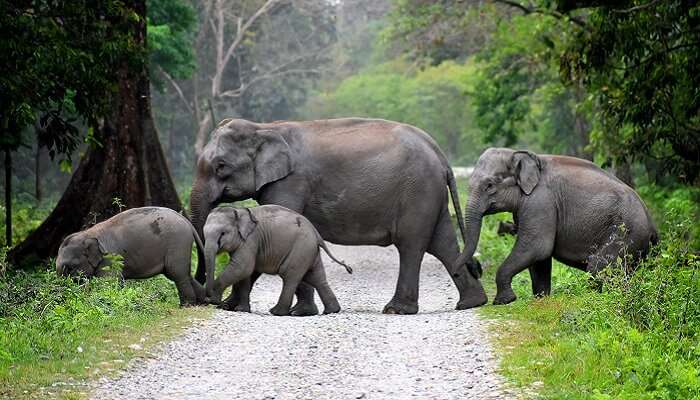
[211,262,254,304]
[494,238,552,305]
[257,192,319,316]
[494,208,555,305]
[383,245,424,315]
[191,277,206,304]
[290,283,319,316]
[164,262,198,306]
[170,274,197,307]
[221,271,260,312]
[302,255,340,315]
[270,273,303,316]
[427,206,488,309]
[528,257,552,297]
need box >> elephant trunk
[203,240,218,299]
[190,178,213,284]
[454,188,484,271]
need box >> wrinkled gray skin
[203,205,353,316]
[56,207,206,306]
[455,148,658,305]
[190,118,486,315]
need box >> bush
[482,184,700,399]
[0,244,197,399]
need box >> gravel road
[91,244,518,400]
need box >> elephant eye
[217,232,225,248]
[215,162,232,177]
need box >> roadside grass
[0,253,212,399]
[470,183,700,399]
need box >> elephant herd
[56,117,658,315]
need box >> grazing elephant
[203,205,352,316]
[190,118,486,315]
[454,148,658,305]
[56,207,206,306]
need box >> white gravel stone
[90,244,519,399]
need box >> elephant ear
[511,150,541,195]
[234,208,259,241]
[253,130,294,191]
[83,237,104,269]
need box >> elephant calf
[56,207,206,306]
[203,205,352,316]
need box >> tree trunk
[34,142,42,203]
[4,149,11,247]
[8,0,181,268]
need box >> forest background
[1,1,699,398]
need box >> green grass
[472,183,700,399]
[0,256,212,399]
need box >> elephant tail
[447,167,467,245]
[316,233,352,274]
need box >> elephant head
[190,119,294,282]
[455,148,542,268]
[202,207,259,299]
[56,233,104,279]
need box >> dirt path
[91,244,516,399]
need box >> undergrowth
[479,183,700,399]
[0,252,210,399]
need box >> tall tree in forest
[1,1,137,248]
[157,0,335,161]
[8,0,181,267]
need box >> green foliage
[480,185,700,399]
[147,0,197,89]
[562,1,700,183]
[0,200,53,248]
[0,0,143,157]
[302,60,482,164]
[383,1,498,62]
[0,255,208,397]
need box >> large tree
[8,0,181,267]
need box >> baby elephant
[203,205,352,316]
[56,207,205,306]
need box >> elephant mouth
[221,187,251,203]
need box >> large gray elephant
[454,148,658,305]
[203,205,352,316]
[56,207,206,306]
[190,118,487,314]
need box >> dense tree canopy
[561,1,700,183]
[0,0,141,158]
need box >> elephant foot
[456,293,488,310]
[269,305,291,316]
[233,303,251,313]
[218,302,251,313]
[493,290,517,305]
[290,301,319,316]
[322,304,341,315]
[205,297,221,306]
[382,299,418,315]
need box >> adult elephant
[454,148,658,305]
[190,118,487,314]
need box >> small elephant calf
[203,205,352,316]
[56,207,205,306]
